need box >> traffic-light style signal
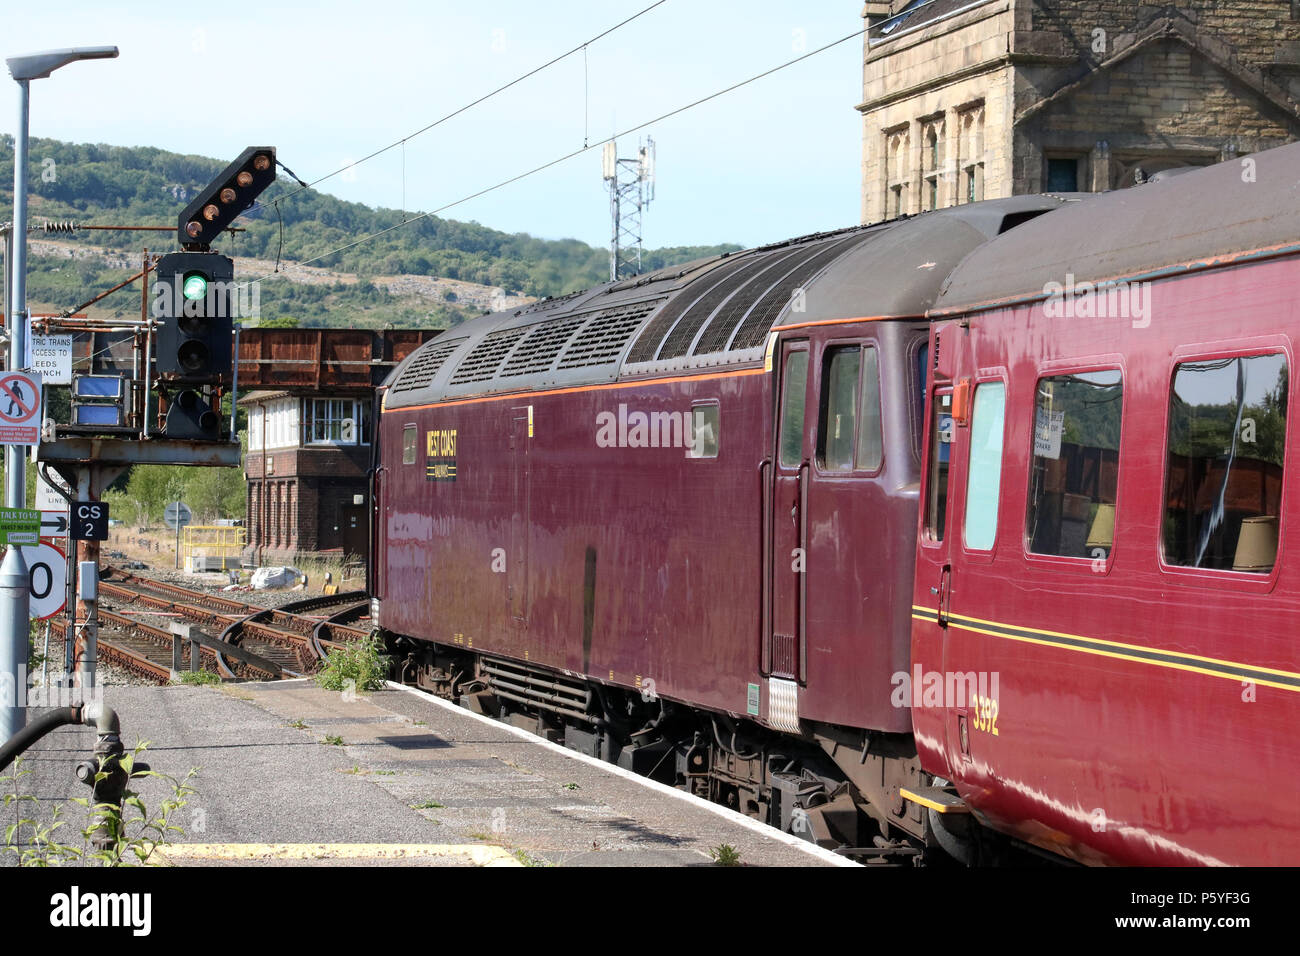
[153,251,234,384]
[177,146,276,251]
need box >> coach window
[1026,370,1123,559]
[1163,353,1288,573]
[779,350,810,468]
[964,382,1006,551]
[402,425,418,465]
[925,392,953,541]
[857,347,884,470]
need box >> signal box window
[688,403,719,459]
[1027,370,1123,558]
[925,392,953,541]
[963,382,1006,551]
[779,351,809,467]
[402,425,418,465]
[818,346,884,472]
[1163,354,1288,572]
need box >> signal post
[21,148,276,696]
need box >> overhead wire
[251,22,869,283]
[252,0,669,212]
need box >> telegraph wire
[253,0,669,211]
[251,22,869,282]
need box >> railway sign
[72,501,108,541]
[0,371,42,446]
[0,508,40,546]
[40,510,68,538]
[19,542,66,620]
[164,501,193,531]
[36,472,70,511]
[25,329,72,385]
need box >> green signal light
[182,273,208,301]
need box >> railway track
[55,568,373,686]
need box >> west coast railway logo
[426,427,457,481]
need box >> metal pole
[0,547,29,738]
[2,81,32,738]
[7,79,29,507]
[174,503,181,570]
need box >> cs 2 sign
[73,502,109,541]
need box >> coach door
[765,339,810,681]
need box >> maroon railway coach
[373,196,1071,854]
[911,143,1300,865]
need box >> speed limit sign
[18,542,66,620]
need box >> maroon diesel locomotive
[372,142,1300,865]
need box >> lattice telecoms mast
[603,138,656,281]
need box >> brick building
[859,1,1300,223]
[239,329,438,563]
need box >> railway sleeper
[391,637,990,863]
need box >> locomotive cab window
[779,349,810,468]
[1026,370,1123,559]
[402,425,418,465]
[817,345,883,472]
[1162,353,1288,573]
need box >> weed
[709,843,742,867]
[177,670,221,687]
[563,782,580,791]
[288,718,308,730]
[511,848,551,867]
[411,800,444,810]
[3,743,198,867]
[315,635,390,693]
[323,735,344,746]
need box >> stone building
[858,1,1300,223]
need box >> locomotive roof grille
[390,335,466,393]
[449,325,530,385]
[556,302,657,369]
[689,248,809,356]
[499,315,588,377]
[730,233,871,350]
[656,249,790,360]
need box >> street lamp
[2,46,117,740]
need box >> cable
[253,0,669,212]
[250,23,868,282]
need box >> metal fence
[180,525,247,572]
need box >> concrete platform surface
[5,681,848,867]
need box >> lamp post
[2,46,117,740]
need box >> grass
[709,843,742,867]
[323,735,344,746]
[562,782,580,791]
[176,670,221,686]
[288,718,308,730]
[411,800,444,810]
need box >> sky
[4,1,866,251]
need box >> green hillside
[0,137,741,328]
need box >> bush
[315,636,389,692]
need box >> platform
[6,681,849,868]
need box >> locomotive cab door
[766,339,811,683]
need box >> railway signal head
[177,146,276,251]
[153,250,235,386]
